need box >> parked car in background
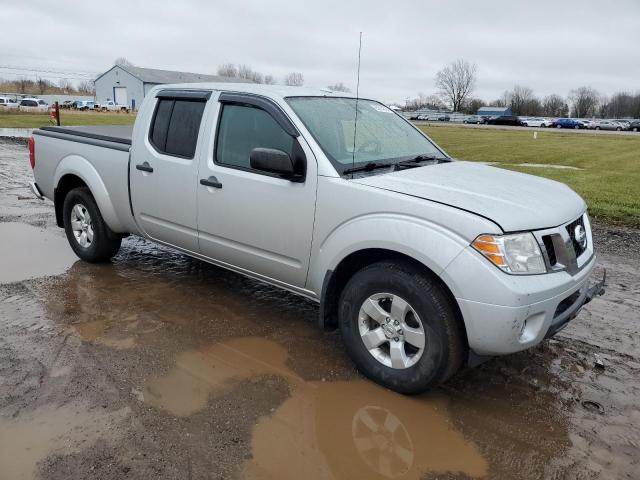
[592,120,624,131]
[629,120,640,132]
[76,100,95,111]
[486,115,523,126]
[612,120,631,130]
[98,100,130,113]
[0,97,19,109]
[438,114,450,122]
[19,98,48,111]
[464,115,485,124]
[60,100,76,109]
[553,118,585,129]
[580,120,594,129]
[521,117,553,128]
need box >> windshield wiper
[343,162,392,174]
[393,154,447,170]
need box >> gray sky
[1,0,638,103]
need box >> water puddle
[0,404,128,480]
[0,223,77,283]
[143,337,488,479]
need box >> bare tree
[569,86,600,117]
[114,57,133,67]
[542,94,568,117]
[236,65,258,83]
[284,72,304,87]
[435,59,477,112]
[58,78,73,94]
[502,85,541,116]
[462,97,484,114]
[36,77,50,94]
[77,80,95,95]
[217,63,238,78]
[17,77,30,94]
[327,82,350,93]
[263,74,276,85]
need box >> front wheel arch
[319,248,468,351]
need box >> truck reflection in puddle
[142,337,488,479]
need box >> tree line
[404,58,640,118]
[0,77,94,96]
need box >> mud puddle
[142,336,487,479]
[0,404,128,480]
[0,223,77,283]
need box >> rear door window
[149,98,206,159]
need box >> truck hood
[353,161,586,231]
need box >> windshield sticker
[370,104,392,113]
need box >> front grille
[566,215,587,257]
[542,235,557,266]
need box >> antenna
[351,31,363,176]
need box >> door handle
[136,162,154,173]
[200,176,222,189]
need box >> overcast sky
[1,0,638,103]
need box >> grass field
[420,125,640,227]
[0,110,136,128]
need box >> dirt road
[1,140,638,479]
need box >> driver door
[197,95,317,288]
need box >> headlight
[472,233,546,274]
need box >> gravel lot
[1,140,638,479]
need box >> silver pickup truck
[29,83,605,393]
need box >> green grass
[419,125,640,227]
[0,111,136,128]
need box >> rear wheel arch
[319,248,468,352]
[54,174,88,227]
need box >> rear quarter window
[149,98,206,159]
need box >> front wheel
[63,187,121,262]
[338,261,465,394]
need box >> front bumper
[443,245,604,357]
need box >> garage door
[114,87,127,106]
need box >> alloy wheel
[70,203,94,248]
[357,293,426,369]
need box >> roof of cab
[153,82,356,101]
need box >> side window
[149,98,205,159]
[215,104,293,169]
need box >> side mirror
[250,148,301,180]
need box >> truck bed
[39,125,133,145]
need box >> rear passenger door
[130,90,209,252]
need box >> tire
[634,127,638,132]
[574,125,579,129]
[556,124,562,129]
[616,127,621,131]
[63,187,121,262]
[338,261,465,394]
[595,126,601,130]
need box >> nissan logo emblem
[574,225,587,249]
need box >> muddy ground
[0,139,638,480]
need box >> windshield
[286,97,445,173]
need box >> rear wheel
[556,124,562,129]
[633,127,638,132]
[595,126,601,130]
[338,261,465,394]
[63,187,121,262]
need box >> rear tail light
[28,136,35,169]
